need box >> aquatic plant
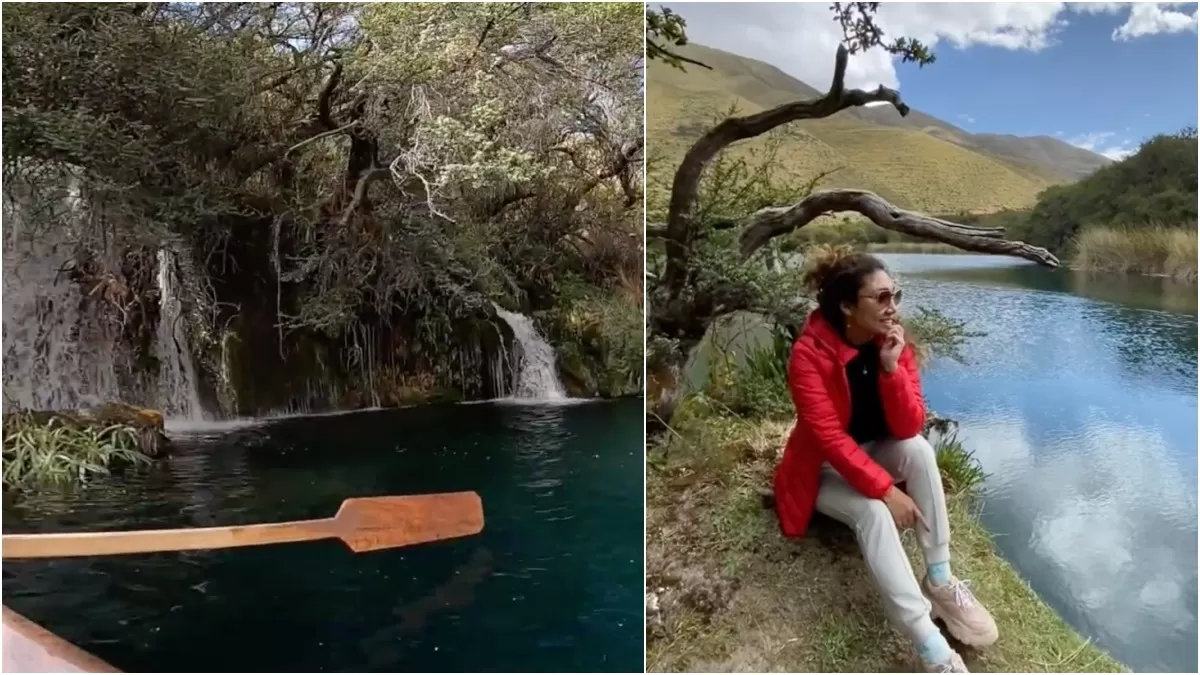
[2,412,151,488]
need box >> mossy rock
[5,403,171,459]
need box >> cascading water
[2,180,123,411]
[492,306,567,400]
[154,248,206,420]
[2,178,208,419]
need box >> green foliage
[933,432,987,496]
[830,2,935,66]
[707,324,795,420]
[542,276,643,397]
[648,124,814,332]
[903,306,984,366]
[1010,129,1198,255]
[2,413,151,488]
[646,7,711,71]
[3,3,643,381]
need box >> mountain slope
[648,43,1112,215]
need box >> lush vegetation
[1010,129,1198,255]
[2,411,153,488]
[3,3,644,412]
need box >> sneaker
[922,575,999,647]
[923,650,970,673]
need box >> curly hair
[801,245,889,332]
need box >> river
[2,400,644,672]
[891,254,1197,673]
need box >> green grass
[2,411,152,488]
[646,408,1124,673]
[1072,225,1198,280]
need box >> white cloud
[672,2,1197,92]
[959,113,977,124]
[1068,131,1137,159]
[1112,2,1198,40]
[673,2,1070,91]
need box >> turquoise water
[884,254,1197,673]
[2,400,645,672]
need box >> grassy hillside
[648,43,1111,215]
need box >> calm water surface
[884,254,1197,673]
[3,400,644,672]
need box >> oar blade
[333,491,484,553]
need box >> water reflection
[957,414,1197,673]
[883,254,1198,673]
[3,401,644,673]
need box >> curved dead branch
[738,189,1060,267]
[660,44,911,296]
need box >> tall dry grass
[1073,225,1198,280]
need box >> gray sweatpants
[815,434,951,645]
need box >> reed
[1073,225,1198,280]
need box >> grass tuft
[2,411,152,488]
[933,431,987,496]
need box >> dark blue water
[883,254,1198,673]
[2,400,644,672]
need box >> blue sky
[898,6,1197,158]
[671,2,1198,159]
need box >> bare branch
[738,189,1059,267]
[316,62,344,130]
[286,121,356,157]
[661,44,910,297]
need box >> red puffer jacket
[773,310,926,537]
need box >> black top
[846,342,889,444]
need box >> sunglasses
[860,288,902,306]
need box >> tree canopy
[1014,128,1199,253]
[3,2,644,338]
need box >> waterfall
[154,248,206,420]
[2,180,123,411]
[492,306,567,400]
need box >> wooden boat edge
[2,606,121,673]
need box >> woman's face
[843,269,900,336]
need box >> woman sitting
[773,250,997,673]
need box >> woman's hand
[880,324,906,373]
[882,485,929,531]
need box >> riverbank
[866,242,963,254]
[1073,226,1197,281]
[645,411,1124,673]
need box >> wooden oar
[2,491,483,560]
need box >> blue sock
[927,560,952,586]
[918,631,953,664]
